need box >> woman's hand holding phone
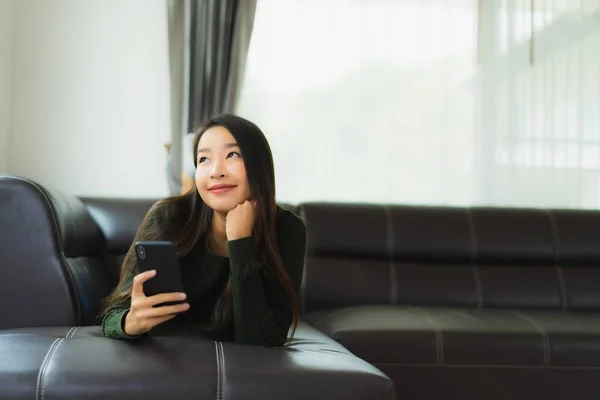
[124,269,190,336]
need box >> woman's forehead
[197,126,237,152]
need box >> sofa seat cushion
[0,322,395,400]
[305,305,600,367]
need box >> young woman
[100,114,306,347]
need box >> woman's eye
[198,157,208,164]
[227,152,241,159]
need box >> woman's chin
[205,198,241,214]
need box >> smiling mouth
[208,185,236,195]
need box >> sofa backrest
[0,176,112,329]
[299,202,600,313]
[6,172,599,329]
[79,197,157,284]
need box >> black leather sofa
[0,176,394,400]
[2,174,600,399]
[300,203,600,399]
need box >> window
[237,0,600,208]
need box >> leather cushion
[306,305,600,367]
[0,322,395,400]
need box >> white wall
[9,0,171,198]
[0,0,14,173]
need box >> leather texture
[0,176,87,329]
[299,202,600,313]
[0,176,115,328]
[80,197,157,284]
[0,323,395,400]
[306,305,600,367]
[80,197,156,254]
[299,202,600,399]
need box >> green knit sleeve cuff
[226,236,261,279]
[102,308,143,340]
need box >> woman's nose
[210,161,225,179]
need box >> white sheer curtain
[236,0,600,208]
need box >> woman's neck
[208,212,228,257]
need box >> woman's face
[195,126,251,214]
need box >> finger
[132,270,156,297]
[146,292,187,306]
[138,303,190,319]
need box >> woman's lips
[208,185,236,195]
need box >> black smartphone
[134,241,185,306]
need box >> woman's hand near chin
[225,200,256,240]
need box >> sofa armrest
[0,176,114,329]
[0,322,396,400]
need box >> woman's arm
[102,305,138,339]
[101,265,140,339]
[227,213,306,347]
[101,200,181,340]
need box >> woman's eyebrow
[197,143,239,154]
